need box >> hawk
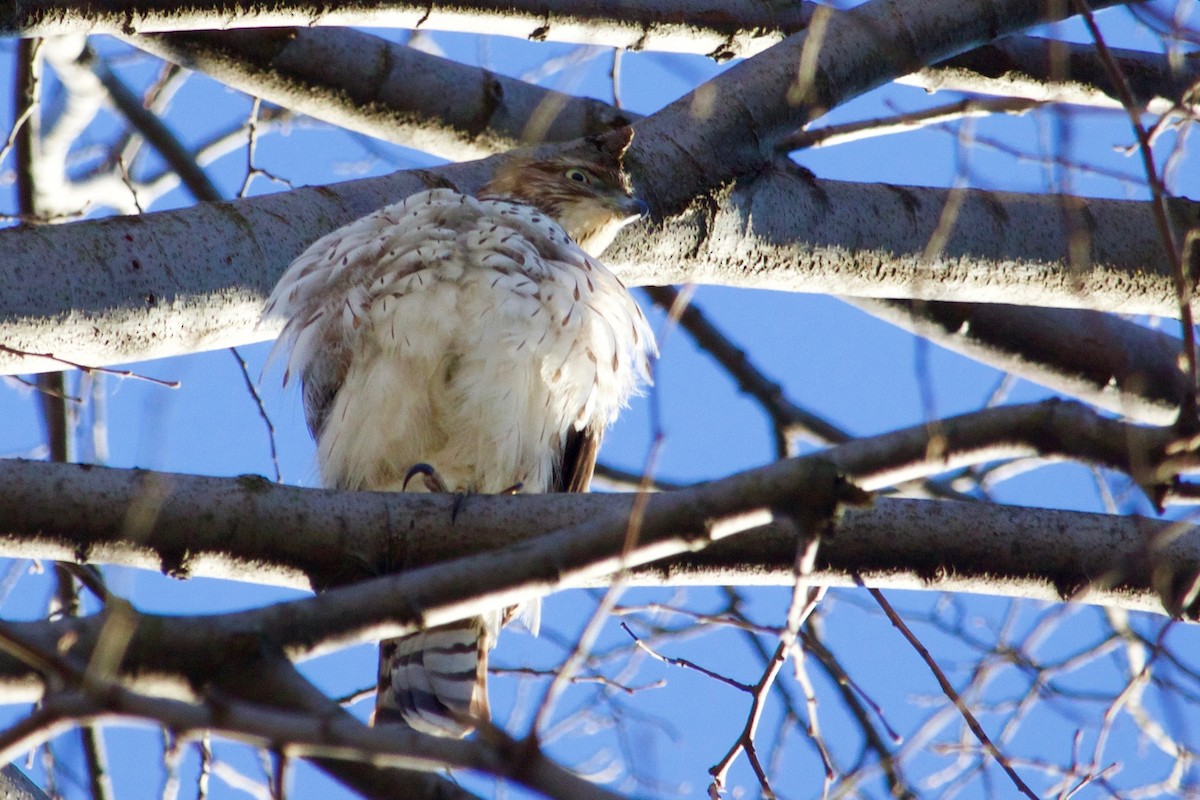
[263,127,656,737]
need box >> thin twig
[228,347,282,483]
[0,345,180,388]
[82,44,221,203]
[493,666,664,695]
[861,579,1039,799]
[238,97,291,197]
[780,96,1044,150]
[620,622,754,692]
[708,532,825,799]
[804,629,913,799]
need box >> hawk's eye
[565,168,593,184]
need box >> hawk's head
[480,127,648,256]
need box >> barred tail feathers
[375,617,490,738]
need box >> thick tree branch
[626,0,1133,216]
[3,129,1190,375]
[1,400,1199,632]
[134,27,1194,163]
[0,455,862,698]
[9,0,1176,115]
[4,453,1195,618]
[0,158,487,374]
[1,459,1194,616]
[0,0,815,55]
[129,28,635,161]
[604,164,1194,315]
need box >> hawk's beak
[617,196,650,223]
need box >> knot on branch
[772,458,872,540]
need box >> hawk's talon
[499,481,524,495]
[403,462,450,493]
[450,491,469,522]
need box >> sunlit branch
[780,97,1045,151]
[906,35,1200,117]
[130,28,635,161]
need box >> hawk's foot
[403,462,450,493]
[404,463,467,521]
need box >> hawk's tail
[374,617,489,738]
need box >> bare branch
[865,584,1039,799]
[0,456,861,698]
[0,460,1192,612]
[2,401,1200,626]
[4,148,1192,376]
[780,96,1045,151]
[80,44,222,203]
[907,35,1200,117]
[129,28,636,161]
[0,646,608,800]
[605,165,1194,317]
[0,0,817,56]
[848,299,1190,425]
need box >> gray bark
[0,458,1191,614]
[5,163,1190,375]
[606,167,1193,316]
[131,28,635,161]
[904,35,1200,115]
[0,398,1196,637]
[0,766,49,800]
[0,0,815,55]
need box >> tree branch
[605,163,1193,315]
[0,454,862,697]
[0,459,1193,614]
[3,134,1190,375]
[1,401,1199,636]
[905,35,1200,116]
[848,299,1190,425]
[129,28,635,161]
[3,0,818,54]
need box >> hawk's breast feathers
[263,187,655,495]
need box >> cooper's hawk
[263,127,655,737]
